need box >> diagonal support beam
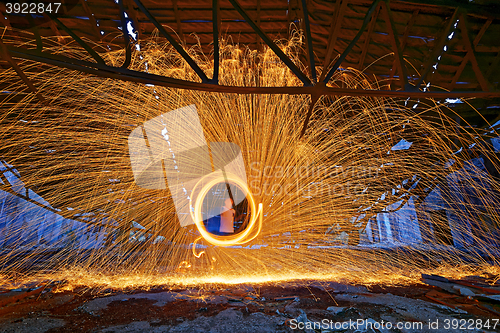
[255,0,261,47]
[323,0,383,84]
[319,0,348,82]
[212,0,220,83]
[0,40,46,104]
[46,18,64,43]
[454,13,491,91]
[124,0,142,41]
[228,0,312,86]
[358,1,380,70]
[451,18,491,87]
[414,8,459,90]
[118,0,132,69]
[133,0,209,83]
[380,0,409,90]
[300,0,317,83]
[43,11,105,64]
[0,3,12,28]
[389,9,419,82]
[26,14,43,51]
[300,88,322,138]
[79,0,101,41]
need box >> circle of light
[190,172,262,247]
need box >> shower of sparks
[0,30,499,289]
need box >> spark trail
[0,31,499,289]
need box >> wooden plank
[213,0,221,83]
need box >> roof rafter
[357,1,380,70]
[413,7,459,91]
[228,0,312,86]
[380,0,409,90]
[172,0,184,41]
[300,0,317,83]
[450,17,491,88]
[389,9,419,83]
[0,40,46,104]
[319,0,348,82]
[79,0,101,41]
[323,0,383,84]
[132,0,209,83]
[8,45,500,99]
[453,13,491,92]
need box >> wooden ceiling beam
[79,0,102,41]
[46,18,65,43]
[212,0,220,83]
[358,1,380,70]
[172,0,184,41]
[319,0,348,82]
[323,0,383,84]
[255,0,261,47]
[452,14,491,92]
[228,0,312,85]
[380,0,409,90]
[300,0,317,82]
[389,9,419,82]
[414,7,459,91]
[450,17,491,88]
[0,40,46,104]
[287,0,292,38]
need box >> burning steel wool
[0,32,499,289]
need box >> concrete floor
[1,278,499,333]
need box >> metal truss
[1,0,500,134]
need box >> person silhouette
[219,198,235,235]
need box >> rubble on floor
[0,273,499,332]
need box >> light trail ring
[189,172,262,247]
